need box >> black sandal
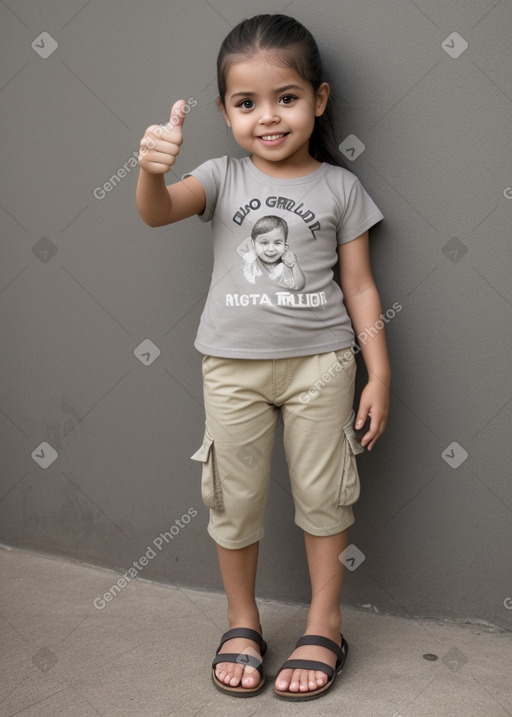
[274,634,348,701]
[211,627,267,697]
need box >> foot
[275,630,342,695]
[214,630,265,690]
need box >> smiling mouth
[258,133,289,142]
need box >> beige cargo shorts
[191,348,364,549]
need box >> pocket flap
[343,410,365,455]
[190,430,213,463]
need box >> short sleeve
[336,177,384,245]
[183,157,225,223]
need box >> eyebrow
[229,84,304,99]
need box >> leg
[275,529,349,694]
[214,541,264,689]
[200,357,278,691]
[275,351,357,695]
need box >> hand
[138,100,187,174]
[355,379,389,451]
[281,246,297,268]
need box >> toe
[228,664,244,686]
[315,669,328,687]
[275,667,293,692]
[215,661,243,686]
[214,663,226,683]
[299,669,312,692]
[308,669,320,690]
[241,670,259,688]
[290,668,303,692]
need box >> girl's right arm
[136,100,206,227]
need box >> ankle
[306,607,342,636]
[227,605,261,632]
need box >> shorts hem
[295,512,355,536]
[207,525,264,549]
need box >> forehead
[224,52,309,94]
[254,227,286,240]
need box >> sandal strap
[295,634,345,664]
[212,652,263,677]
[278,658,334,679]
[215,627,267,655]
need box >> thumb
[168,99,187,131]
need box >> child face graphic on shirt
[252,228,287,264]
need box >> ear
[315,82,330,117]
[216,97,231,128]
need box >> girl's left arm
[338,231,391,451]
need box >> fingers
[138,100,187,174]
[355,406,372,450]
[361,414,384,451]
[355,395,388,451]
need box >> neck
[250,154,322,179]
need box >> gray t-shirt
[186,156,383,359]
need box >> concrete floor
[0,544,510,717]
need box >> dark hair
[217,14,345,167]
[251,215,289,241]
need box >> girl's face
[253,228,286,264]
[219,52,329,177]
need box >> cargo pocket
[190,425,224,511]
[337,410,365,507]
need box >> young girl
[136,13,390,701]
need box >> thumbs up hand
[138,100,187,174]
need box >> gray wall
[1,0,511,631]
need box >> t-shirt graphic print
[185,156,383,359]
[238,215,305,290]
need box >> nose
[258,103,279,125]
